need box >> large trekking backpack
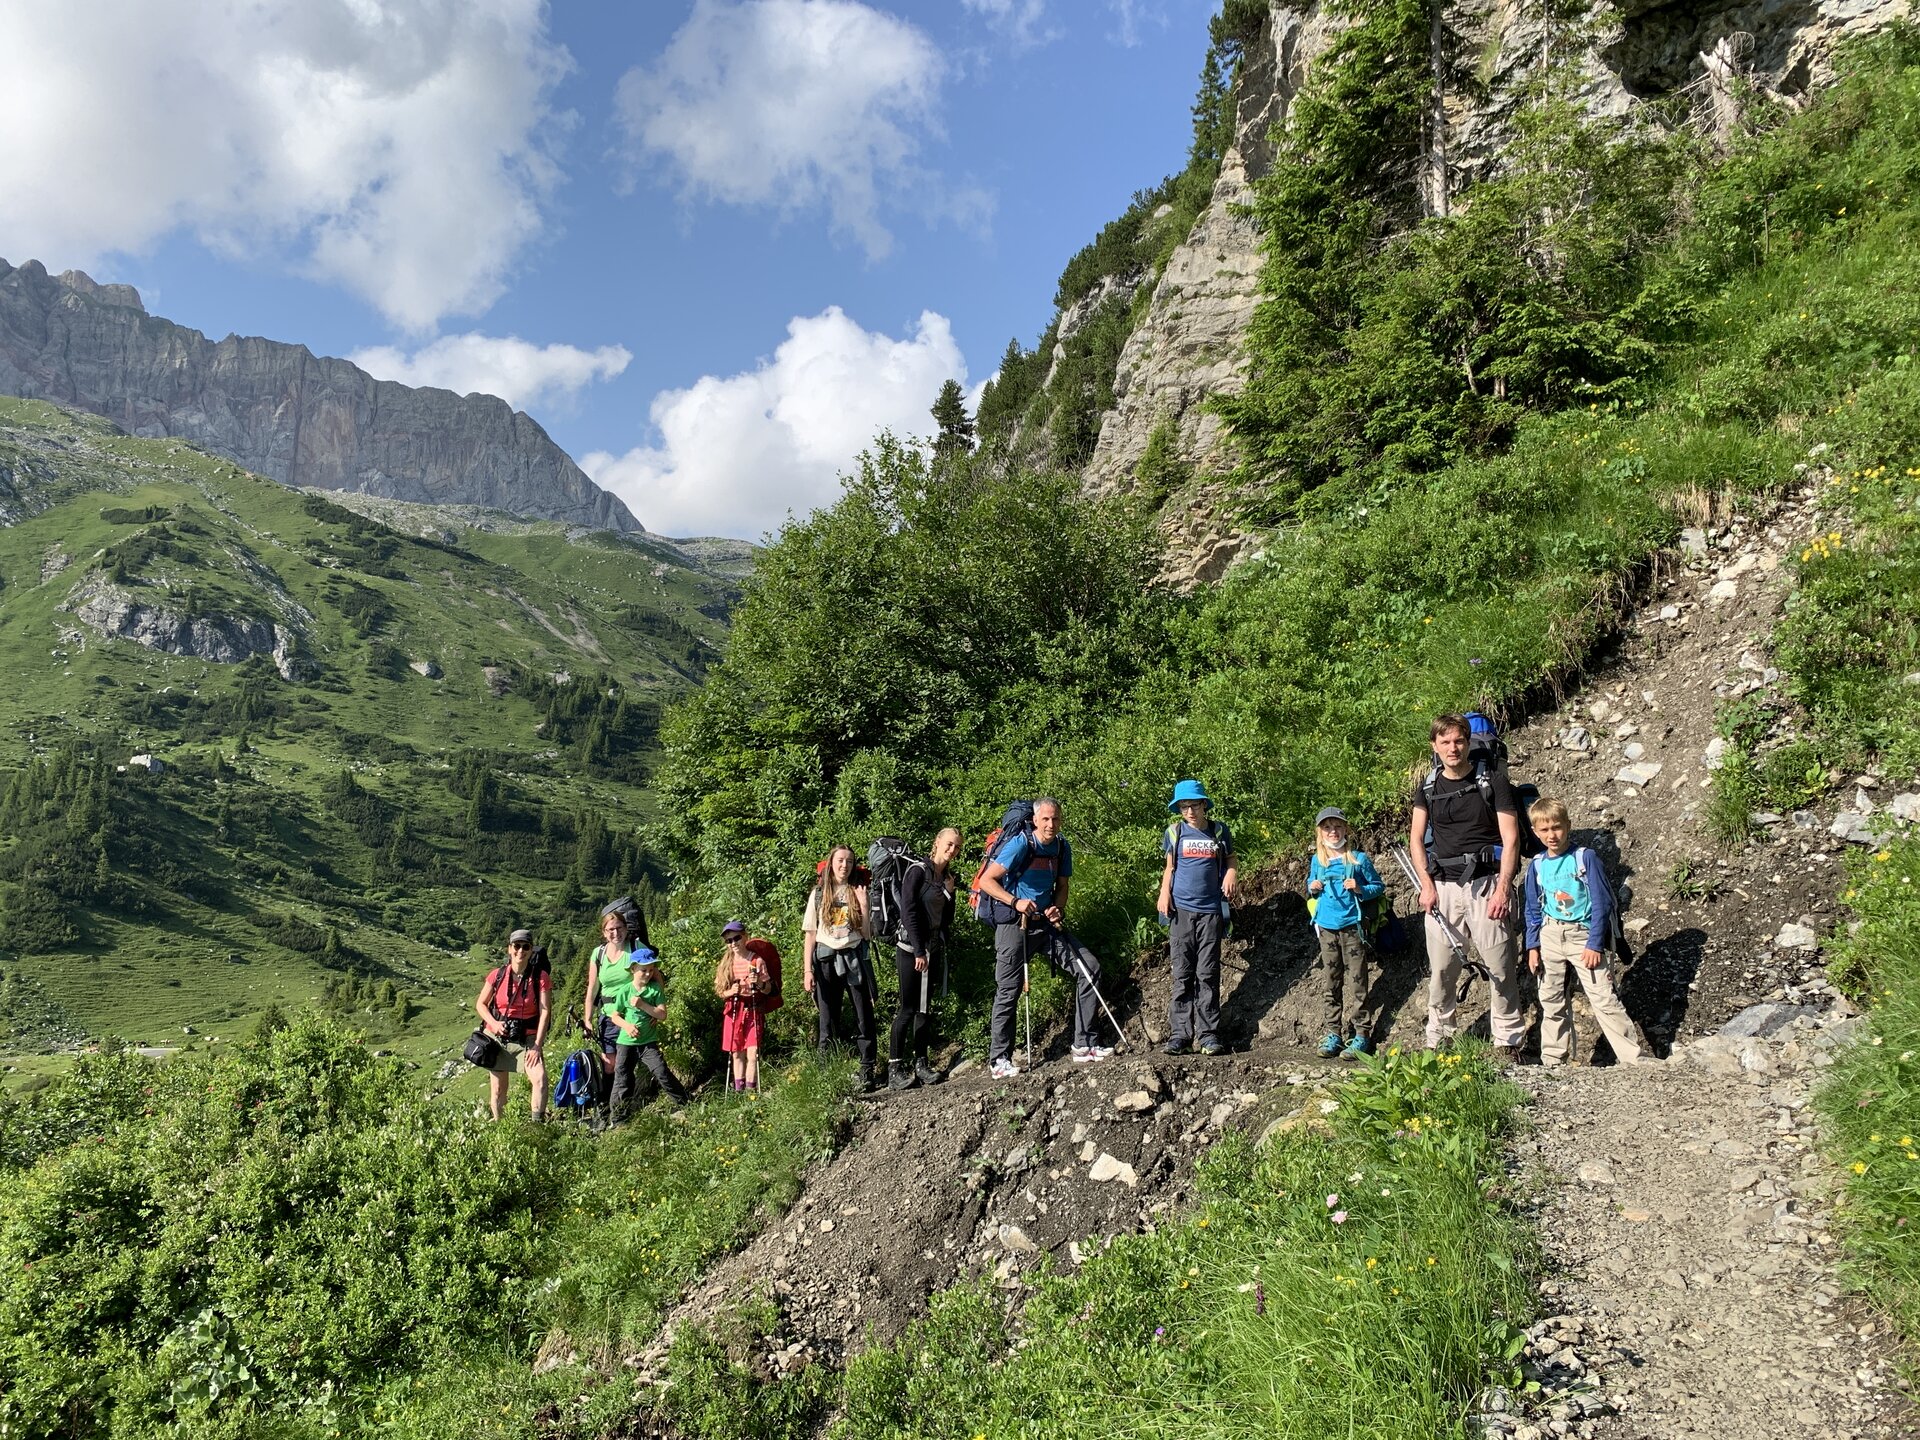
[1420,712,1544,860]
[866,837,925,943]
[968,800,1038,925]
[600,896,650,947]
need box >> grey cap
[1313,807,1348,827]
[508,928,534,944]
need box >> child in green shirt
[605,949,690,1115]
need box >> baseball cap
[721,919,746,937]
[1313,807,1348,827]
[508,928,534,945]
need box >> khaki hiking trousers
[1425,870,1524,1049]
[1537,918,1654,1065]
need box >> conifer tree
[930,379,976,465]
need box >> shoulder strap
[486,967,507,1014]
[1472,756,1493,805]
[1421,759,1439,800]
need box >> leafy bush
[0,1019,850,1438]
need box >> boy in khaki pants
[1522,797,1655,1066]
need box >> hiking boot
[1163,1039,1191,1056]
[859,1067,878,1093]
[887,1060,916,1091]
[1341,1035,1371,1061]
[1491,1045,1519,1066]
[1199,1040,1226,1057]
[914,1057,940,1086]
[989,1057,1020,1080]
[1318,1033,1343,1058]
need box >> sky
[0,0,1217,539]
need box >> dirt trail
[1505,1033,1909,1440]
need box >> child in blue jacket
[1522,797,1654,1066]
[1307,807,1384,1060]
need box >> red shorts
[722,997,765,1053]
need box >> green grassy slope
[0,397,737,1076]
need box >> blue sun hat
[1168,779,1213,813]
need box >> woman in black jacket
[888,827,961,1089]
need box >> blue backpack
[968,800,1053,925]
[551,1045,601,1115]
[1420,711,1543,860]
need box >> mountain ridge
[0,257,645,535]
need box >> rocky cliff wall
[0,259,642,534]
[1081,0,1910,584]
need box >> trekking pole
[1045,926,1138,1052]
[1391,846,1490,1002]
[1021,914,1033,1071]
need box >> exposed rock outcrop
[64,575,311,679]
[0,259,642,534]
[1081,0,1909,583]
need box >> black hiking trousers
[889,940,945,1063]
[610,1041,689,1118]
[812,943,876,1073]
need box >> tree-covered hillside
[659,19,1920,1036]
[0,397,738,1078]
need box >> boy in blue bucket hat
[1156,780,1236,1055]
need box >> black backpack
[1421,712,1543,860]
[865,837,925,942]
[599,895,650,947]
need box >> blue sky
[0,0,1217,537]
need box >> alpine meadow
[3,2,1920,1438]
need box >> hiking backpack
[1420,711,1544,860]
[968,800,1042,925]
[741,937,784,1011]
[550,1043,601,1115]
[865,836,926,943]
[600,896,650,947]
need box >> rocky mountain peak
[0,257,643,534]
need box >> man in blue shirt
[1156,779,1236,1055]
[976,797,1107,1077]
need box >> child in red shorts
[714,919,772,1092]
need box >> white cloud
[348,334,631,413]
[615,0,988,259]
[962,0,1059,49]
[0,0,570,331]
[583,307,967,539]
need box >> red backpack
[742,937,783,1012]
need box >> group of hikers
[471,711,1653,1122]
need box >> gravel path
[1497,1016,1914,1440]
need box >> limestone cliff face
[0,259,642,534]
[1081,0,1909,584]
